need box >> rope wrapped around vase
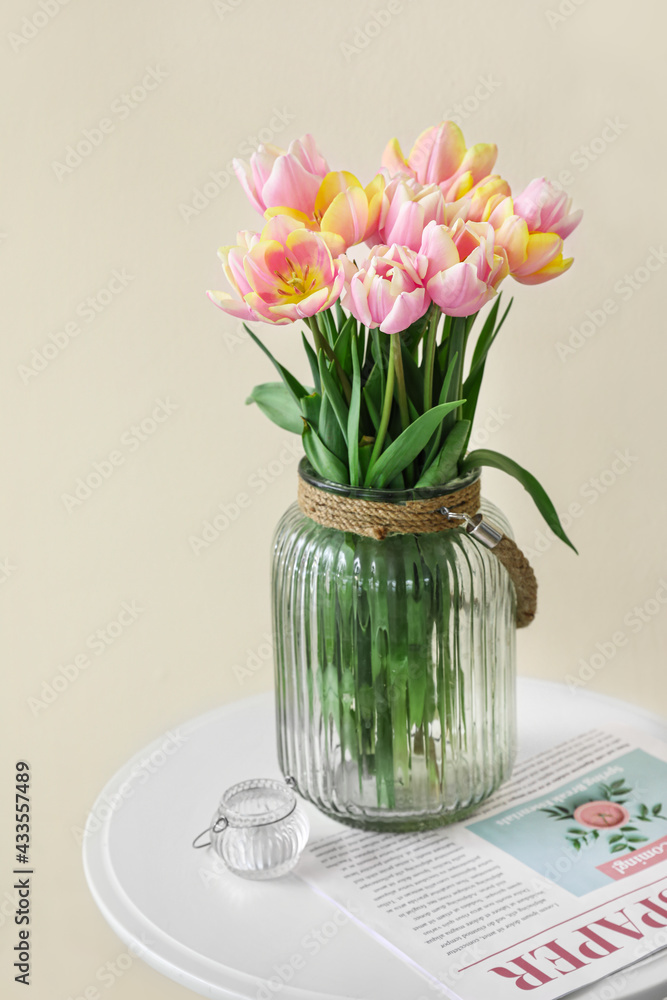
[297,470,537,629]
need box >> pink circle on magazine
[573,801,630,829]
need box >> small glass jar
[209,778,309,880]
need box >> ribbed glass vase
[272,460,517,831]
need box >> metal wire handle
[191,777,297,850]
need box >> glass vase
[272,460,516,831]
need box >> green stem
[423,305,440,412]
[365,334,396,485]
[307,317,352,404]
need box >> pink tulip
[343,243,430,335]
[208,216,345,325]
[513,178,583,239]
[374,176,446,252]
[233,134,329,217]
[420,220,509,317]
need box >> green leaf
[299,392,322,430]
[611,844,628,853]
[421,352,460,470]
[318,307,338,346]
[398,337,424,415]
[461,298,513,440]
[246,382,305,434]
[416,420,471,488]
[347,331,362,487]
[242,324,308,403]
[333,315,356,376]
[440,317,467,437]
[626,835,649,843]
[620,825,638,832]
[470,295,513,376]
[319,394,347,463]
[318,351,349,444]
[461,449,578,553]
[301,333,322,394]
[358,439,374,482]
[567,827,588,835]
[653,803,663,815]
[302,422,348,484]
[366,399,464,489]
[608,834,624,843]
[401,312,430,355]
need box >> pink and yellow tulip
[233,134,330,217]
[343,243,430,334]
[207,216,345,325]
[420,220,509,316]
[383,121,499,201]
[482,180,581,284]
[266,170,384,255]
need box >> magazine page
[297,727,667,999]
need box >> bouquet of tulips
[208,122,582,548]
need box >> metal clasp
[440,507,503,550]
[192,814,229,850]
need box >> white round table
[83,679,667,1000]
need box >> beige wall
[2,1,666,997]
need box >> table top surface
[83,679,667,1000]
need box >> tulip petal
[261,155,323,215]
[233,158,264,215]
[513,232,563,277]
[419,222,459,282]
[551,208,583,240]
[381,137,411,177]
[380,288,428,334]
[427,261,493,316]
[459,142,498,183]
[206,290,259,322]
[285,227,335,280]
[349,273,374,327]
[320,187,369,249]
[495,216,529,271]
[409,121,466,185]
[314,171,360,218]
[512,254,574,285]
[290,134,329,177]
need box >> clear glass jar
[209,778,310,880]
[272,461,517,832]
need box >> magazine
[297,727,667,999]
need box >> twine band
[297,473,537,629]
